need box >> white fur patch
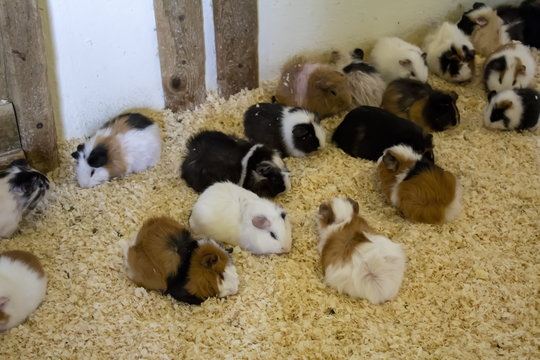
[280,107,326,157]
[485,42,536,92]
[238,144,263,187]
[316,197,355,253]
[484,90,524,130]
[379,145,422,207]
[218,261,240,298]
[0,178,22,238]
[370,37,428,83]
[444,180,463,223]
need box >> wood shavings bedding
[1,51,539,359]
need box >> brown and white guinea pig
[369,37,428,83]
[0,250,47,331]
[423,22,476,83]
[0,159,50,238]
[341,48,387,107]
[483,41,536,93]
[71,113,161,188]
[316,197,406,304]
[484,88,540,130]
[496,0,540,49]
[181,130,290,198]
[189,182,292,255]
[122,216,239,305]
[381,78,460,132]
[457,2,511,57]
[243,103,325,157]
[274,56,352,118]
[377,145,462,224]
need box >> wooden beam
[0,0,58,173]
[213,0,258,98]
[0,102,21,154]
[0,149,25,171]
[0,28,8,100]
[154,0,206,112]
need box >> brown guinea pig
[275,56,352,118]
[377,145,462,224]
[381,78,460,132]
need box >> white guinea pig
[484,88,540,130]
[71,113,161,188]
[369,37,428,83]
[189,182,292,255]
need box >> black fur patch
[352,48,364,60]
[515,88,540,130]
[125,113,154,129]
[403,157,439,182]
[8,170,50,210]
[439,50,461,77]
[457,2,488,35]
[423,91,460,131]
[484,56,507,84]
[490,107,510,127]
[87,144,109,168]
[292,123,320,154]
[245,146,287,198]
[342,62,377,74]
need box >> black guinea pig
[497,0,540,49]
[484,88,540,130]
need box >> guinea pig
[122,216,239,305]
[381,78,460,132]
[0,250,47,331]
[332,106,434,162]
[0,159,50,238]
[274,56,352,118]
[316,197,406,304]
[457,2,511,57]
[423,22,476,83]
[342,48,387,107]
[243,103,326,157]
[369,37,428,83]
[71,112,161,188]
[377,144,462,224]
[189,182,292,255]
[497,0,540,49]
[483,41,535,93]
[484,88,540,130]
[181,130,290,198]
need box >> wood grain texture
[0,102,21,154]
[213,0,258,98]
[0,30,8,100]
[154,0,206,112]
[0,0,58,173]
[0,149,25,170]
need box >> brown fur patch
[275,56,306,105]
[1,250,45,277]
[409,98,428,129]
[470,9,505,56]
[184,243,229,299]
[377,151,417,202]
[93,136,127,178]
[497,100,513,110]
[514,57,525,79]
[318,202,335,227]
[381,86,410,119]
[306,67,351,117]
[0,307,9,326]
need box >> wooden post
[0,0,58,173]
[0,29,8,100]
[213,0,258,98]
[154,0,206,112]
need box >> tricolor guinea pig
[0,159,50,238]
[0,250,47,331]
[181,130,290,198]
[243,103,325,157]
[274,56,352,118]
[381,78,460,132]
[316,197,406,304]
[71,113,161,188]
[342,48,387,107]
[484,88,540,130]
[423,22,476,83]
[483,41,535,93]
[122,216,239,305]
[497,0,540,49]
[332,106,434,161]
[369,37,428,83]
[377,145,462,224]
[189,182,292,255]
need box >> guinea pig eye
[90,169,95,177]
[512,80,516,86]
[410,71,415,77]
[330,90,337,96]
[270,231,277,240]
[280,212,286,219]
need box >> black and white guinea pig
[0,250,47,331]
[243,103,325,157]
[181,130,290,198]
[332,106,434,162]
[0,159,50,238]
[377,144,462,224]
[189,182,292,255]
[497,0,540,49]
[483,41,535,93]
[71,113,161,188]
[122,216,239,305]
[423,22,476,83]
[484,88,540,130]
[381,78,460,132]
[342,48,387,107]
[369,37,428,83]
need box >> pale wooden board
[0,102,21,154]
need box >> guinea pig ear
[398,59,412,68]
[346,198,359,214]
[475,16,488,27]
[0,296,9,309]
[318,202,335,225]
[201,253,218,269]
[315,79,332,91]
[421,52,427,61]
[487,90,497,102]
[382,152,399,171]
[252,215,271,230]
[352,48,364,60]
[71,151,80,160]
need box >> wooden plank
[154,0,206,112]
[0,0,58,173]
[213,0,258,98]
[0,28,8,100]
[0,149,25,171]
[0,102,21,153]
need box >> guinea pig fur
[0,250,47,331]
[369,37,428,83]
[377,145,462,224]
[483,41,536,93]
[181,130,290,198]
[381,78,460,132]
[274,56,352,118]
[243,103,326,157]
[316,197,406,304]
[0,159,50,238]
[496,0,540,49]
[71,113,161,188]
[189,182,292,255]
[332,106,434,162]
[423,22,476,83]
[484,88,540,130]
[342,48,387,107]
